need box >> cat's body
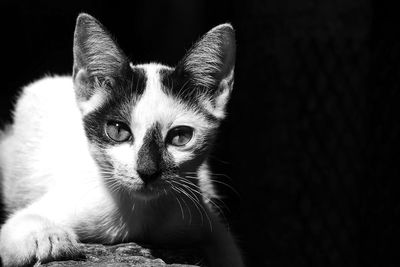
[0,14,243,267]
[0,72,217,244]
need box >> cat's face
[72,14,235,200]
[82,64,220,199]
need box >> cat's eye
[166,126,194,147]
[105,121,132,142]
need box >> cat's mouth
[112,175,171,200]
[133,181,168,199]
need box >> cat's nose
[136,144,161,184]
[137,169,160,184]
[136,127,163,185]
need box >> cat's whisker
[183,173,240,198]
[170,182,192,225]
[176,175,229,223]
[185,171,233,181]
[206,198,228,223]
[166,181,183,215]
[179,194,192,225]
[170,181,204,226]
[207,155,231,165]
[103,178,123,195]
[177,177,204,193]
[172,179,213,231]
[209,172,233,181]
[174,192,185,220]
[184,186,213,232]
[207,178,240,198]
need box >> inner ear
[177,23,236,90]
[74,69,91,100]
[172,24,236,118]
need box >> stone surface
[41,243,202,267]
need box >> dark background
[0,0,398,266]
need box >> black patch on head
[129,66,147,96]
[160,68,216,101]
[159,68,219,123]
[83,67,147,146]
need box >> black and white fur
[0,14,243,267]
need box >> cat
[0,13,243,267]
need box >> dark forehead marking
[82,65,148,144]
[98,65,147,103]
[129,66,147,97]
[159,68,175,91]
[160,68,218,99]
[159,68,220,123]
[160,68,191,99]
[99,66,147,120]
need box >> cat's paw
[0,214,81,266]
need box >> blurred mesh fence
[215,0,399,266]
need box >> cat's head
[72,14,235,200]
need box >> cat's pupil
[174,134,187,145]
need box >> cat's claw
[0,214,81,266]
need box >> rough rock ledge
[41,242,202,267]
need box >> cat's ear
[176,23,236,118]
[73,13,129,102]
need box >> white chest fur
[0,77,94,211]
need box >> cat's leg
[0,192,81,266]
[203,211,245,267]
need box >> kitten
[0,13,243,267]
